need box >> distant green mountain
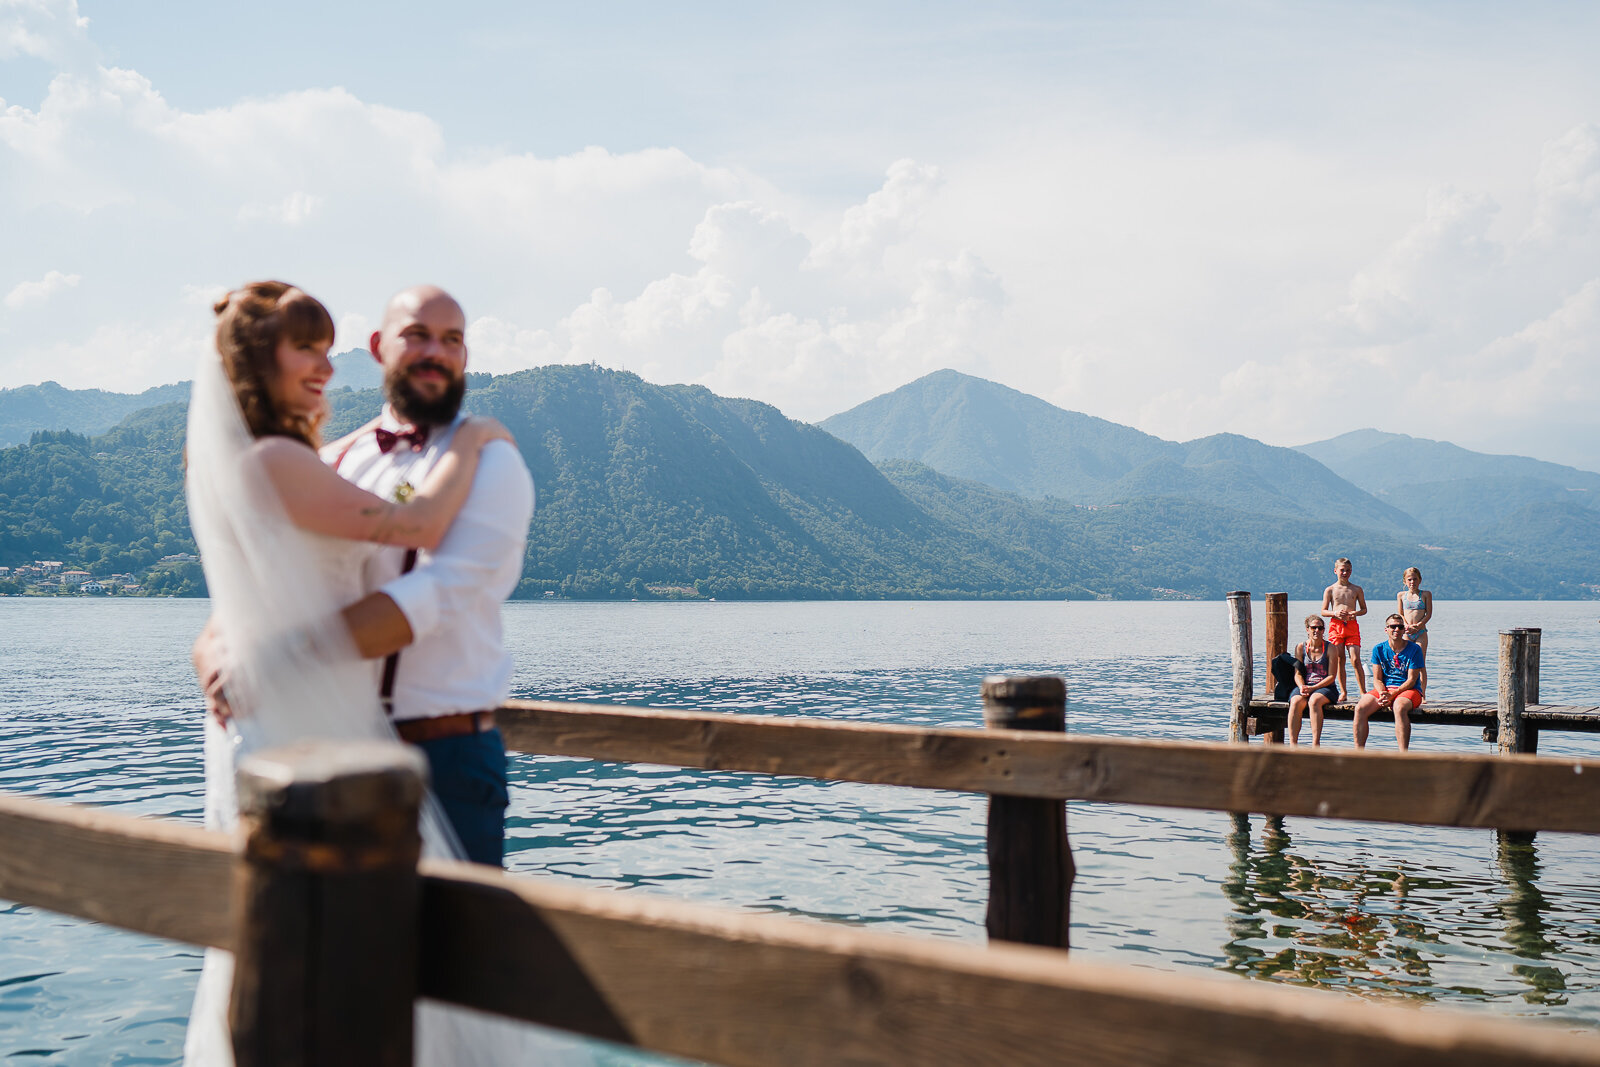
[1295,430,1600,533]
[1296,429,1600,491]
[329,349,383,392]
[465,367,1088,598]
[0,369,1089,599]
[819,369,1177,497]
[821,371,1421,534]
[1445,501,1600,597]
[2,367,1595,599]
[0,349,374,449]
[881,462,1531,601]
[0,381,190,447]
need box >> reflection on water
[1219,814,1600,1013]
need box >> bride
[182,281,521,1064]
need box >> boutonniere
[393,481,416,504]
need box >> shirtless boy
[1321,557,1367,698]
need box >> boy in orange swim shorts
[1321,557,1367,698]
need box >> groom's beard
[387,359,466,425]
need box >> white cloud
[27,317,212,393]
[1140,123,1600,468]
[1531,123,1600,240]
[0,0,89,63]
[238,191,322,226]
[500,167,1006,418]
[4,268,80,309]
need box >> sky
[3,0,1599,468]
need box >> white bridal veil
[182,348,540,1064]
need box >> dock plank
[1245,699,1600,733]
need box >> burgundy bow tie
[374,425,430,454]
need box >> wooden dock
[1229,590,1600,752]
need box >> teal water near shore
[3,598,1600,1061]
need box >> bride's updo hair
[214,280,336,447]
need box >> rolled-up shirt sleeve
[380,440,534,640]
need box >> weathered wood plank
[419,861,1600,1067]
[1248,700,1600,732]
[1228,592,1253,743]
[1263,593,1288,744]
[497,702,1600,832]
[1500,630,1530,755]
[0,791,234,948]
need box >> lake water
[4,597,1600,1062]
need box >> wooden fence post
[1227,592,1253,744]
[230,740,426,1067]
[983,675,1072,950]
[1497,630,1529,758]
[1262,593,1288,744]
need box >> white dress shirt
[323,407,535,721]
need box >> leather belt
[394,710,497,744]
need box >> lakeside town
[0,554,199,596]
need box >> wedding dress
[180,352,547,1065]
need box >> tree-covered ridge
[471,367,1086,599]
[0,381,191,448]
[0,408,193,576]
[1,365,1596,600]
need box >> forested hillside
[2,366,1595,599]
[1296,429,1600,534]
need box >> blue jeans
[412,728,508,867]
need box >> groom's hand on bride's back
[192,616,234,726]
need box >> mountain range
[2,366,1595,599]
[1294,429,1600,535]
[0,350,376,448]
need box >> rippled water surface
[4,598,1600,1061]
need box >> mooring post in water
[230,740,425,1067]
[1262,592,1288,744]
[1227,591,1253,744]
[1517,627,1542,755]
[1496,630,1536,846]
[1497,629,1530,758]
[983,675,1072,950]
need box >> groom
[330,284,535,866]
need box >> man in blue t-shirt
[1353,613,1425,750]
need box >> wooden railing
[6,680,1600,1063]
[495,699,1600,832]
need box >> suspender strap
[380,547,419,717]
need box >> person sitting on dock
[1289,614,1339,746]
[1321,557,1367,699]
[1353,614,1425,751]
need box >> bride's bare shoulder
[245,436,324,478]
[322,417,381,459]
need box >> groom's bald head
[371,284,468,424]
[380,285,464,333]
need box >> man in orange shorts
[1354,613,1426,750]
[1321,557,1367,698]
